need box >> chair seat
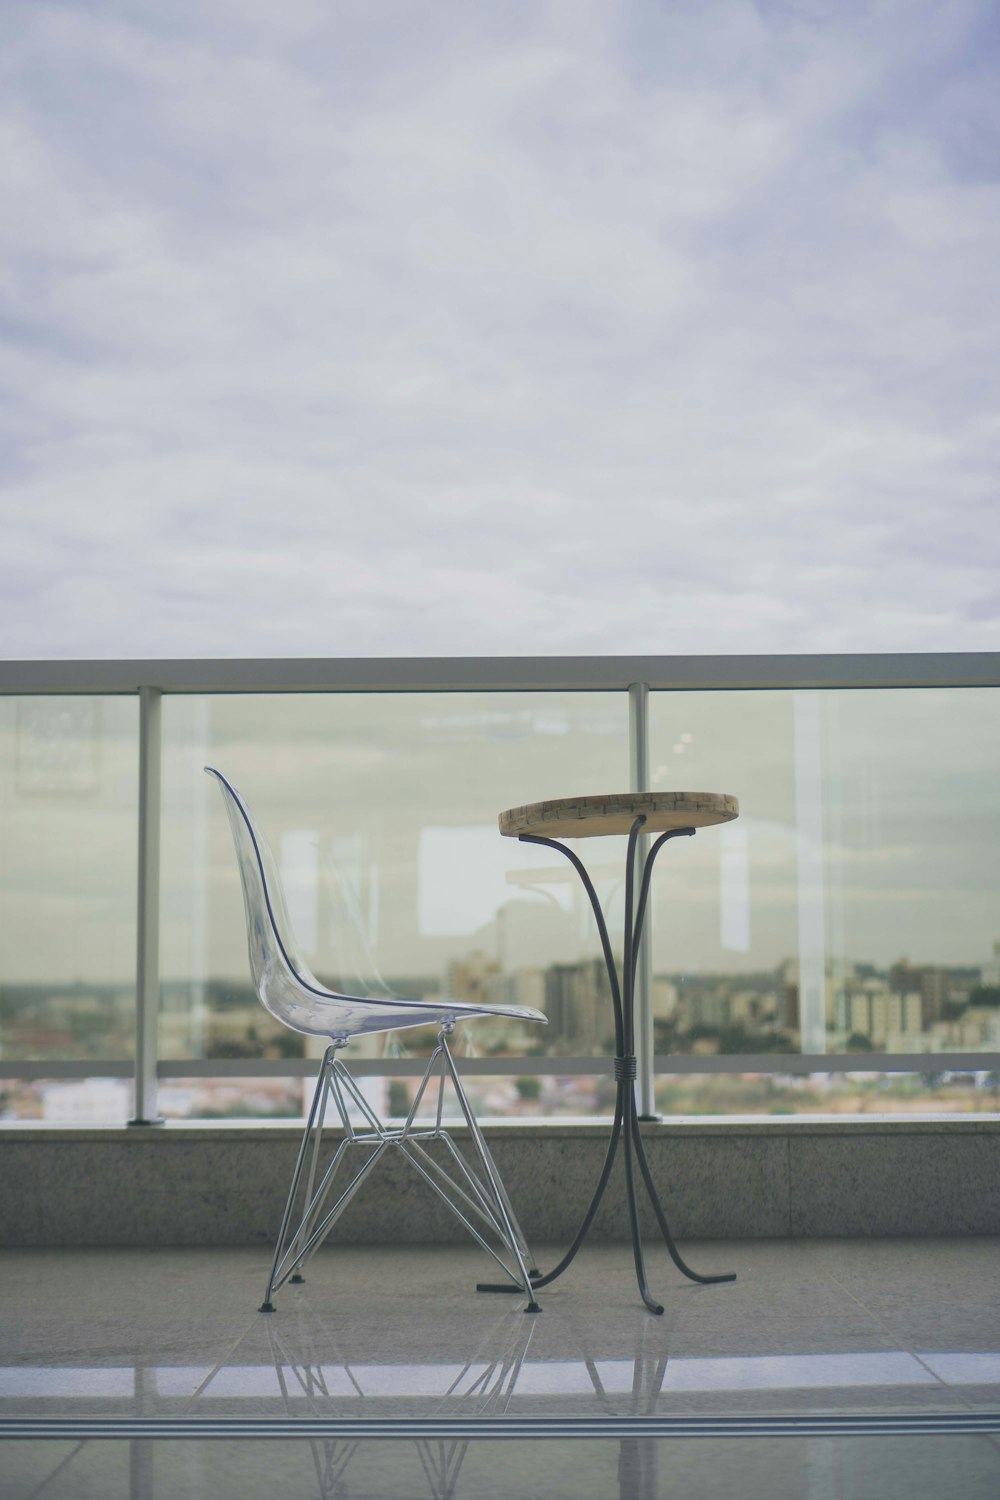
[285,989,547,1040]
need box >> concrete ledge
[2,1118,998,1247]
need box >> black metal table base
[479,818,736,1314]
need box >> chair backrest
[205,766,527,1043]
[205,766,341,1037]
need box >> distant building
[651,977,678,1020]
[544,958,608,1051]
[920,968,949,1027]
[484,967,546,1012]
[781,970,800,1033]
[776,957,834,1036]
[980,942,1000,989]
[446,950,500,1005]
[889,959,923,998]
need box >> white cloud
[1,0,999,658]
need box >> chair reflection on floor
[253,1294,677,1500]
[263,1310,538,1500]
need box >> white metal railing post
[129,686,164,1126]
[628,682,657,1118]
[793,693,828,1055]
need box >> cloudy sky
[2,0,999,660]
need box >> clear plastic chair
[206,767,545,1313]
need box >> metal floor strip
[2,1414,998,1441]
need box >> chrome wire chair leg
[436,1130,534,1267]
[277,1139,388,1287]
[402,1142,534,1300]
[450,1125,534,1269]
[285,1061,402,1271]
[399,1068,522,1255]
[393,1031,540,1310]
[261,1045,386,1310]
[402,1134,508,1244]
[437,1032,540,1312]
[260,1045,337,1312]
[289,1053,336,1284]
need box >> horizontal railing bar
[160,1053,1000,1077]
[2,652,1000,695]
[655,1051,1000,1075]
[3,1054,997,1081]
[158,1057,609,1078]
[2,1413,998,1440]
[0,1061,134,1079]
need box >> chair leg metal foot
[259,1301,275,1313]
[290,1273,305,1284]
[525,1300,542,1314]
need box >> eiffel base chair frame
[260,1023,541,1315]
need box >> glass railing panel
[648,689,798,1059]
[159,692,628,1106]
[649,687,1000,1061]
[0,696,138,1070]
[818,688,1000,1057]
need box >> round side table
[480,791,739,1314]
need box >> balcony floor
[2,1238,1000,1498]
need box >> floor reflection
[211,1301,690,1417]
[5,1343,1000,1411]
[4,1242,1000,1499]
[229,1312,677,1500]
[262,1305,537,1415]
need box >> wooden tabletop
[499,792,739,839]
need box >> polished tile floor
[2,1239,999,1498]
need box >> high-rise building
[543,958,609,1051]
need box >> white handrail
[2,651,1000,694]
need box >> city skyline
[4,945,999,1064]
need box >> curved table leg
[479,819,737,1309]
[622,1077,664,1315]
[630,1093,736,1286]
[629,824,737,1289]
